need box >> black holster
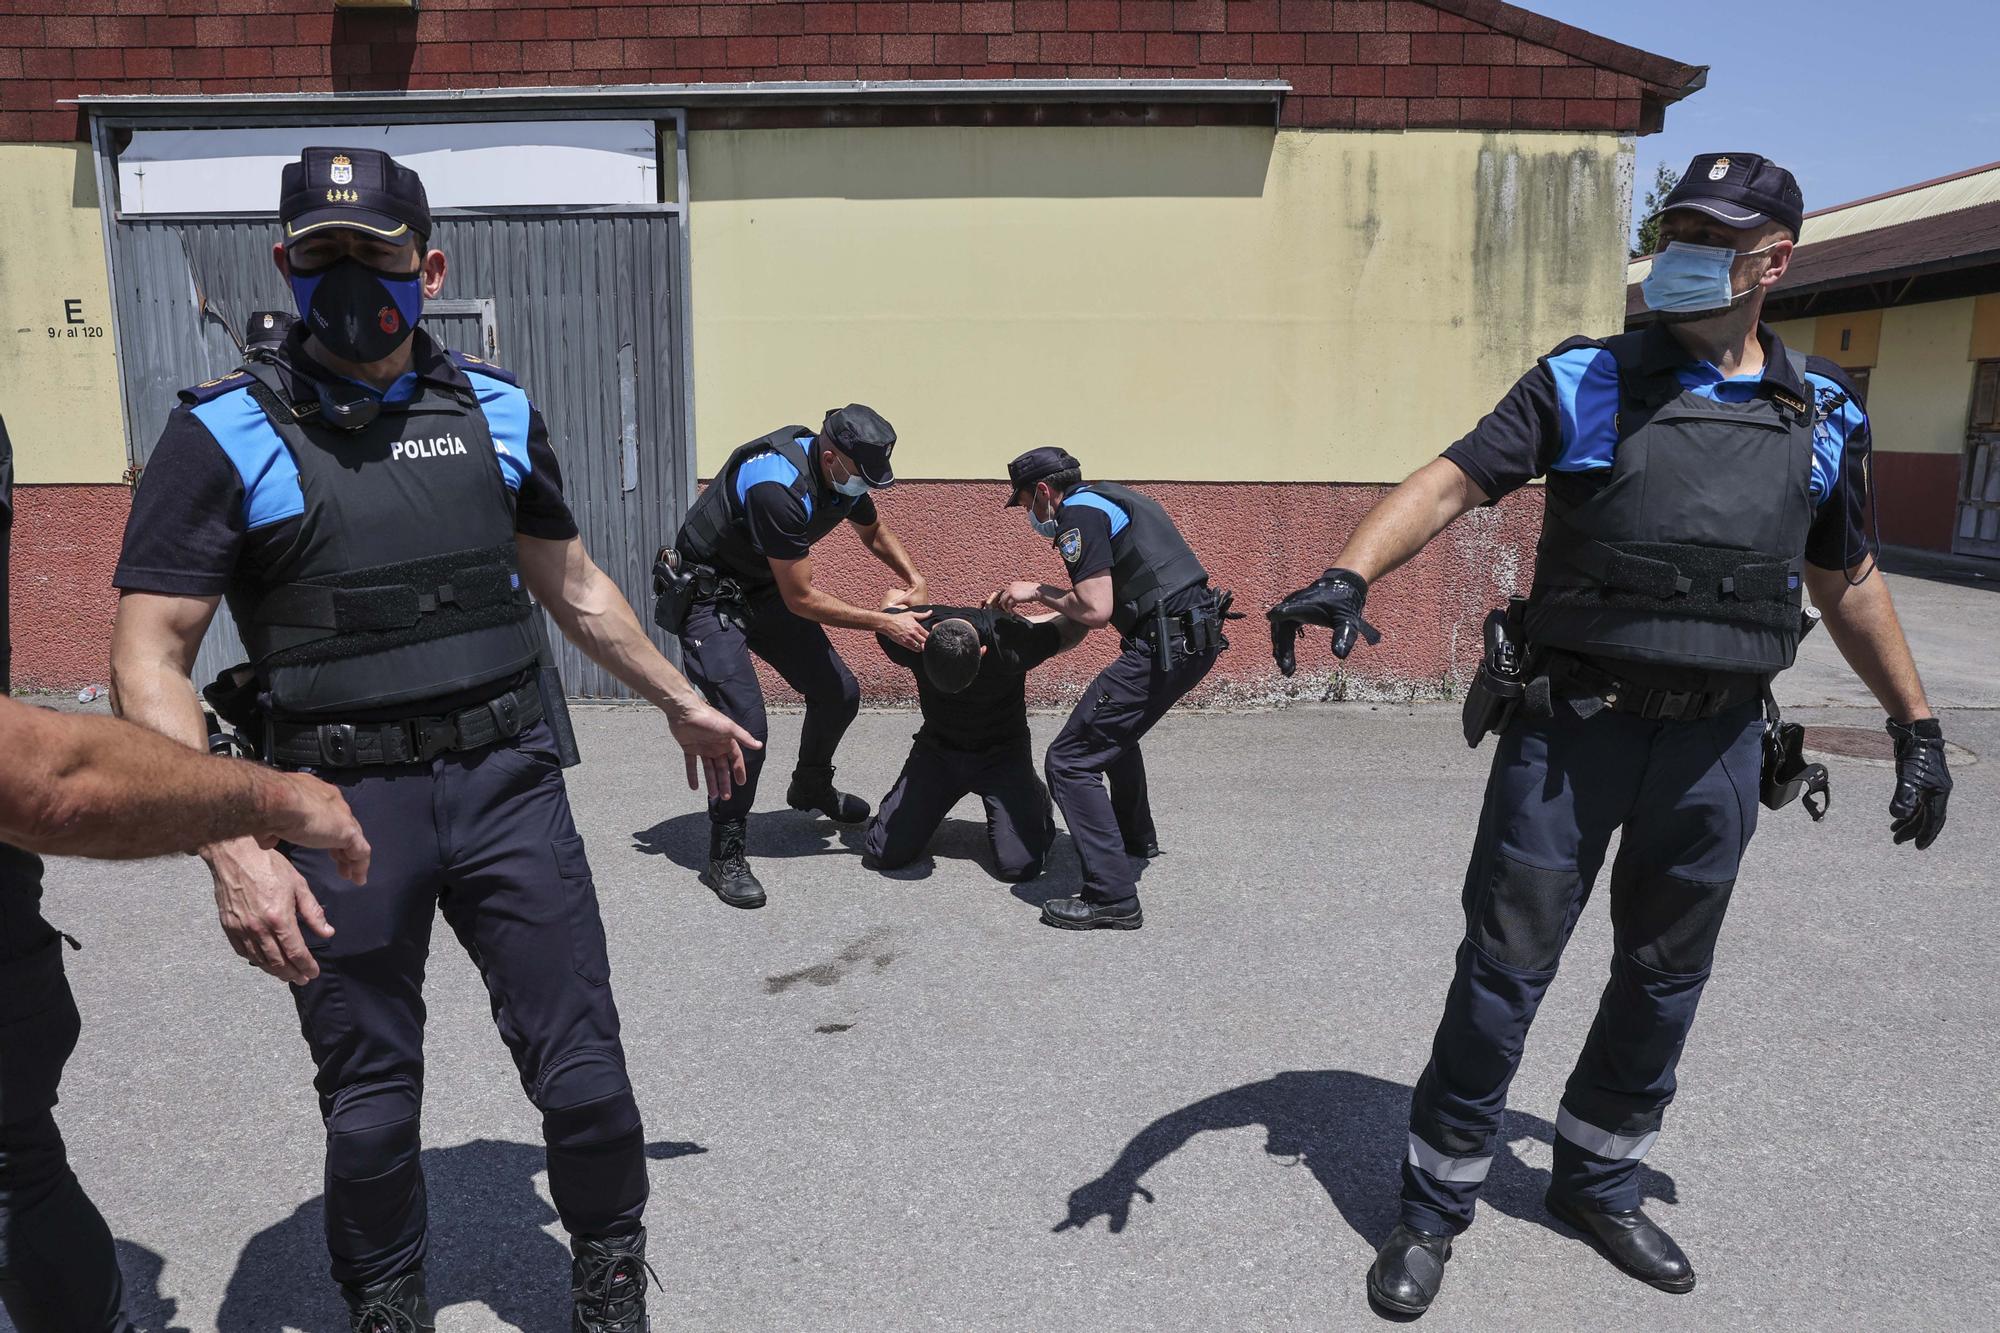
[531,615,581,768]
[1760,688,1829,819]
[202,663,267,759]
[1462,599,1528,747]
[651,545,698,637]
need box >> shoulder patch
[177,370,251,405]
[449,349,518,385]
[1058,528,1083,564]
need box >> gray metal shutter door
[107,214,688,699]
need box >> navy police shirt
[878,605,1065,752]
[733,436,879,564]
[114,332,576,600]
[1442,324,1873,572]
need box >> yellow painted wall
[1971,294,2000,362]
[1768,316,1816,355]
[1867,298,1977,455]
[1813,308,1882,368]
[0,144,125,484]
[689,127,1631,481]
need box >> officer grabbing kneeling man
[995,448,1232,931]
[109,148,756,1333]
[864,590,1088,882]
[658,405,929,909]
[1269,153,1953,1316]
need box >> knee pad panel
[1614,873,1734,975]
[536,1048,640,1149]
[1468,852,1579,973]
[325,1077,421,1181]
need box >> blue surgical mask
[829,461,872,498]
[1640,239,1779,315]
[1028,508,1060,540]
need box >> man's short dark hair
[1038,467,1082,498]
[923,617,983,694]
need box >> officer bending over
[661,404,928,908]
[1270,154,1953,1317]
[995,448,1231,931]
[1,414,371,1333]
[108,148,754,1333]
[863,591,1087,881]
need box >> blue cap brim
[284,206,418,245]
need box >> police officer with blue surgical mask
[109,147,756,1333]
[1270,152,1953,1316]
[659,405,930,908]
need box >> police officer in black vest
[1270,154,1954,1316]
[0,415,373,1332]
[661,405,929,908]
[108,148,755,1333]
[994,449,1230,930]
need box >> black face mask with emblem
[287,256,425,365]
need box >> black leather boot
[1545,1191,1696,1293]
[786,765,871,823]
[1366,1224,1452,1316]
[700,819,766,909]
[343,1271,435,1333]
[1125,839,1163,860]
[571,1229,657,1333]
[1040,895,1144,930]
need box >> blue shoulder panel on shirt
[1546,345,1621,473]
[189,387,302,532]
[1802,367,1864,506]
[1061,488,1129,536]
[735,447,812,521]
[462,368,532,493]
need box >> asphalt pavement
[17,565,1998,1332]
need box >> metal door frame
[1956,358,2000,559]
[86,102,695,508]
[422,297,501,363]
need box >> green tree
[1632,161,1682,259]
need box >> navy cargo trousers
[282,719,645,1289]
[1402,697,1764,1235]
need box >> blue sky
[1526,1,2000,231]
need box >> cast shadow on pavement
[1055,1070,1677,1252]
[115,1239,192,1333]
[632,808,854,872]
[214,1138,703,1333]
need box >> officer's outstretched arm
[1267,459,1487,675]
[0,696,369,874]
[111,590,339,986]
[768,552,931,652]
[517,533,761,797]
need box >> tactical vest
[205,356,540,719]
[1062,482,1209,635]
[1525,333,1817,675]
[676,427,860,588]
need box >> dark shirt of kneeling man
[864,593,1087,881]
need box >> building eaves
[1428,0,1707,101]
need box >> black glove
[1886,717,1951,850]
[1266,568,1381,677]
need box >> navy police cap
[1005,447,1081,507]
[1656,152,1805,239]
[822,404,896,488]
[280,147,433,247]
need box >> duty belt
[1544,653,1762,722]
[1131,590,1237,670]
[267,677,544,768]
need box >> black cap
[1004,447,1081,507]
[279,147,433,248]
[1656,152,1805,239]
[821,404,896,487]
[244,310,295,348]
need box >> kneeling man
[864,592,1085,881]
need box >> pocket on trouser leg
[553,835,612,986]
